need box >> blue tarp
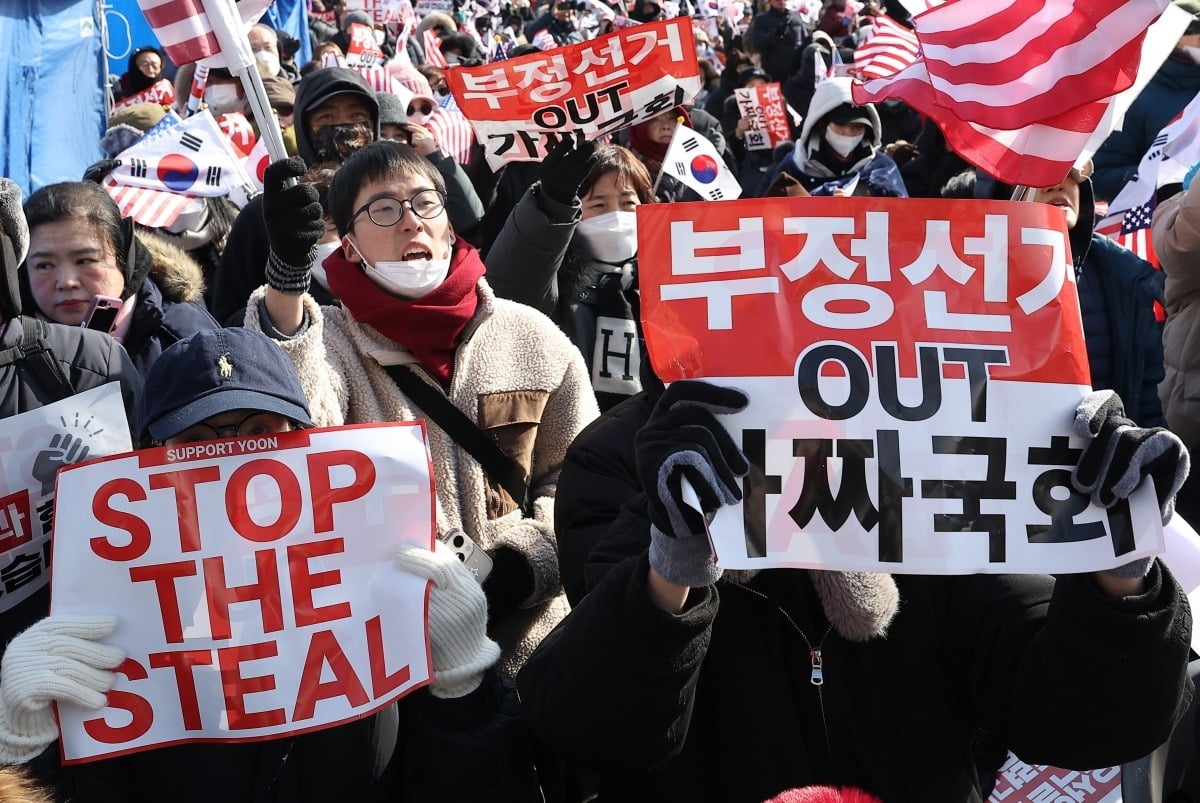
[0,0,107,195]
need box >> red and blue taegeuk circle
[157,153,199,192]
[689,155,719,184]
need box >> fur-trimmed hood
[136,230,207,304]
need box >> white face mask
[575,210,638,264]
[347,238,451,299]
[254,50,281,76]
[310,240,341,290]
[205,84,241,115]
[163,198,208,235]
[825,129,864,158]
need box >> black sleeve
[210,196,269,325]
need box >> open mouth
[402,246,433,260]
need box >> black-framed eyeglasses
[172,412,290,444]
[350,189,447,228]
[407,102,434,116]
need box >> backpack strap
[383,364,532,517]
[0,318,76,402]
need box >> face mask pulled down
[575,210,638,264]
[346,238,450,299]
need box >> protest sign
[0,384,130,614]
[51,423,436,763]
[444,17,702,169]
[638,197,1163,574]
[345,22,386,67]
[734,82,791,152]
[112,78,177,113]
[989,754,1121,802]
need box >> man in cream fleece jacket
[247,142,599,678]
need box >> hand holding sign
[394,542,500,699]
[636,381,749,588]
[0,616,124,763]
[1072,390,1190,525]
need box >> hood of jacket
[797,77,882,159]
[1066,176,1097,271]
[293,67,380,165]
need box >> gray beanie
[0,179,25,317]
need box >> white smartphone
[437,528,494,583]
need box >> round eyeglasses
[350,189,447,229]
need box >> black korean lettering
[641,85,687,117]
[788,438,878,532]
[36,498,53,537]
[1025,436,1133,555]
[1,552,41,593]
[741,428,781,558]
[875,429,912,563]
[922,436,1016,562]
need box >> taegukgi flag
[661,123,742,201]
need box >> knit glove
[1072,390,1190,577]
[0,615,124,763]
[394,542,501,699]
[537,136,598,206]
[262,157,324,296]
[636,381,750,587]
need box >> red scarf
[325,240,485,386]
[628,106,693,167]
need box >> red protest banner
[637,197,1163,575]
[51,423,435,763]
[346,22,385,67]
[989,753,1121,802]
[112,79,177,113]
[444,17,702,169]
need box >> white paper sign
[51,423,435,763]
[0,383,131,613]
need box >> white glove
[394,542,501,699]
[0,615,124,764]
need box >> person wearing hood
[764,77,907,198]
[244,143,598,681]
[517,368,1193,801]
[0,177,141,666]
[488,141,654,411]
[1026,163,1166,428]
[20,182,218,379]
[209,67,379,324]
[115,46,170,104]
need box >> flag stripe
[140,0,207,29]
[852,15,920,80]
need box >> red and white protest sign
[989,753,1121,802]
[638,197,1163,574]
[51,423,435,763]
[445,17,702,169]
[345,22,385,68]
[112,78,177,113]
[0,385,130,614]
[733,81,791,152]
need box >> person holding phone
[19,182,218,378]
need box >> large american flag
[426,93,476,165]
[852,14,919,80]
[136,0,272,66]
[853,0,1170,186]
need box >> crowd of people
[0,0,1196,800]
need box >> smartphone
[81,295,123,334]
[437,528,494,583]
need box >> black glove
[82,159,121,184]
[636,381,750,587]
[537,136,598,207]
[1072,390,1189,525]
[262,157,324,295]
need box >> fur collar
[137,230,206,303]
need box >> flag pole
[205,0,290,167]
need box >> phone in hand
[437,528,494,583]
[81,295,123,334]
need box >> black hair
[23,182,128,279]
[329,141,448,236]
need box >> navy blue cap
[139,328,313,441]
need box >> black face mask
[310,122,375,162]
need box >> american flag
[426,94,476,164]
[135,0,273,66]
[531,28,558,51]
[423,28,449,68]
[101,177,194,228]
[852,14,919,80]
[853,0,1170,187]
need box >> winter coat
[121,233,220,377]
[1156,188,1200,447]
[751,7,807,85]
[0,320,141,654]
[486,183,643,412]
[1068,180,1165,428]
[766,77,907,197]
[1093,55,1200,202]
[243,270,598,678]
[518,391,1194,803]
